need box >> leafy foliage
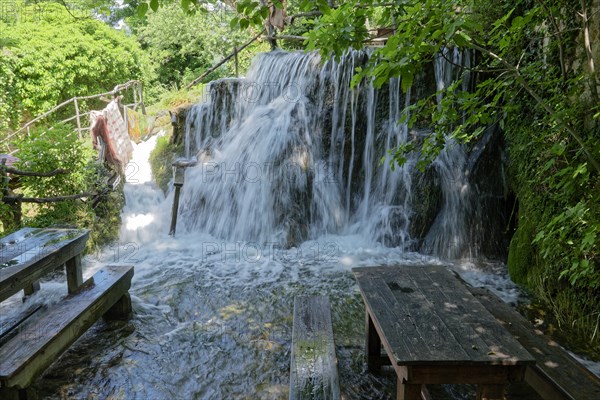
[138,2,266,88]
[0,45,20,132]
[14,124,95,199]
[6,123,122,246]
[0,2,152,128]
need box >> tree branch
[262,34,306,41]
[3,192,95,204]
[2,167,69,177]
[580,0,600,104]
[535,0,567,79]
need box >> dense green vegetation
[0,0,598,355]
[0,3,152,130]
[137,2,266,88]
[1,124,123,250]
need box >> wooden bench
[0,228,134,398]
[468,286,600,400]
[353,265,536,400]
[289,296,341,400]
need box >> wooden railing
[1,80,145,153]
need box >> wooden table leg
[65,254,83,294]
[366,311,382,373]
[476,384,505,400]
[23,281,40,298]
[397,377,422,400]
[104,292,133,320]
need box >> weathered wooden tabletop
[353,265,535,366]
[0,227,89,301]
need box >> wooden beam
[3,167,68,177]
[185,29,265,90]
[468,286,600,400]
[262,34,306,42]
[65,254,83,294]
[289,296,340,400]
[73,98,82,139]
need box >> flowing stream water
[2,50,598,398]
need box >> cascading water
[181,50,423,251]
[422,47,473,259]
[14,49,598,399]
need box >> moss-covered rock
[149,134,184,194]
[507,212,534,285]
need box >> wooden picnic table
[353,265,536,400]
[1,227,89,301]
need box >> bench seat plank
[0,264,133,389]
[468,286,600,400]
[290,296,340,400]
[0,228,89,302]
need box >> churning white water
[3,50,597,398]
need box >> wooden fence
[1,80,146,154]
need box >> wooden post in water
[169,182,182,236]
[169,159,196,236]
[1,159,8,198]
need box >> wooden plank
[289,296,340,400]
[469,286,600,400]
[407,266,533,364]
[382,269,474,362]
[0,264,133,389]
[354,270,438,365]
[0,303,43,347]
[0,229,89,302]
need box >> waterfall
[179,49,501,258]
[120,134,167,244]
[422,47,473,258]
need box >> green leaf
[261,6,270,19]
[511,16,524,29]
[137,2,149,17]
[454,31,471,47]
[150,0,159,12]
